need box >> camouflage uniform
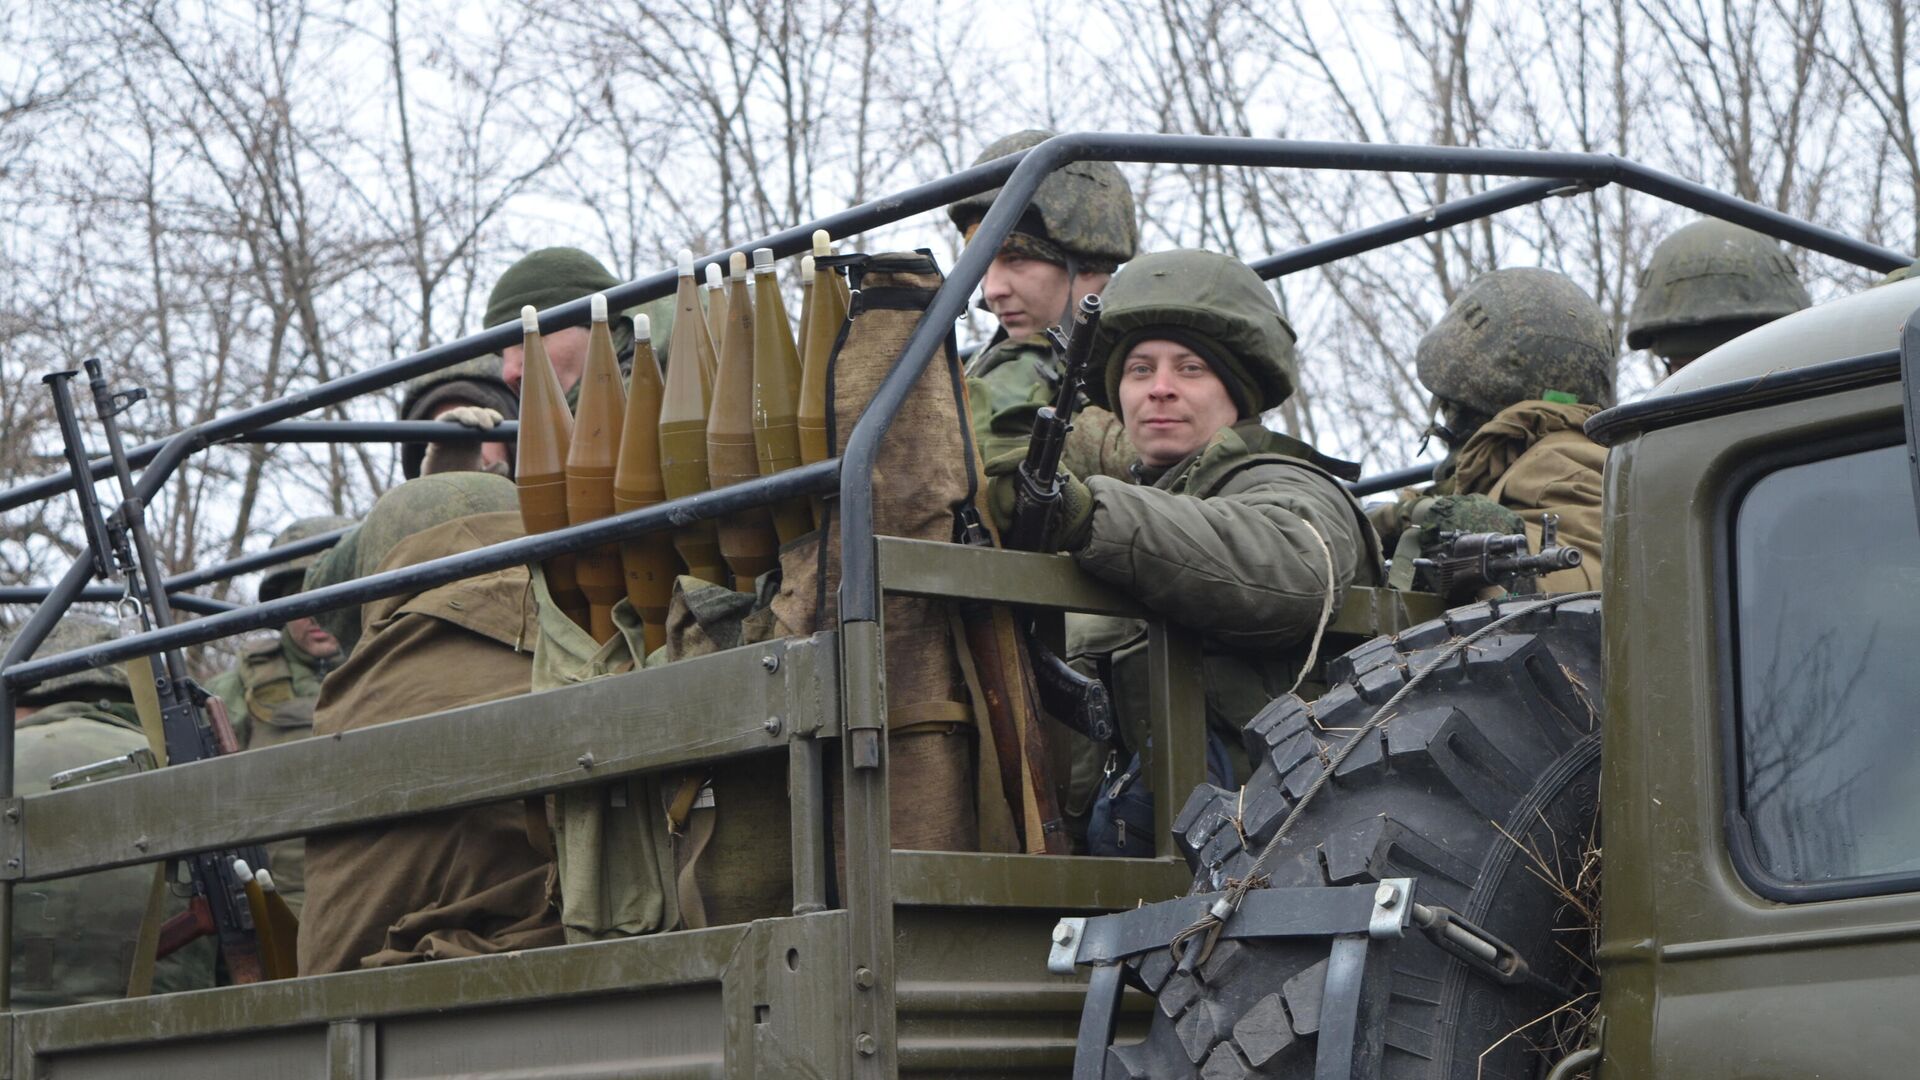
[1627,219,1811,375]
[398,354,517,480]
[1412,268,1614,591]
[950,130,1140,480]
[992,250,1385,787]
[8,620,213,1007]
[206,515,352,915]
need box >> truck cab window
[1733,441,1920,889]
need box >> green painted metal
[876,538,1148,617]
[1597,378,1920,1078]
[890,851,1191,908]
[14,635,835,881]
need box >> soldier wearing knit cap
[983,248,1382,812]
[485,248,677,407]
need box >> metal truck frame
[0,133,1907,1078]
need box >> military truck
[0,133,1913,1079]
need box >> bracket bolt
[5,805,18,822]
[761,654,780,673]
[854,966,875,990]
[855,1033,877,1056]
[4,858,17,871]
[577,752,597,769]
[1375,882,1401,909]
[1051,921,1076,946]
[763,716,783,737]
[133,836,150,852]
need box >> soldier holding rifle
[982,249,1383,852]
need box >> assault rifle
[1412,513,1584,602]
[44,359,282,982]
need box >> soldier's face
[502,326,591,398]
[1117,340,1240,467]
[982,255,1108,339]
[287,616,340,659]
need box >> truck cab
[1588,277,1920,1077]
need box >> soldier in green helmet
[951,129,1140,480]
[484,247,675,408]
[206,514,354,914]
[1390,267,1613,593]
[8,618,214,1007]
[983,249,1383,851]
[399,354,518,479]
[209,515,356,752]
[1627,218,1811,376]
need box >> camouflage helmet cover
[6,616,128,706]
[259,515,356,604]
[1625,219,1811,351]
[353,472,519,581]
[1417,268,1615,416]
[1084,249,1299,419]
[946,130,1139,269]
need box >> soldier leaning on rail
[1627,218,1811,377]
[950,129,1138,481]
[1376,268,1612,594]
[298,472,563,975]
[6,619,214,1007]
[981,249,1384,853]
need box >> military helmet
[6,616,128,707]
[353,472,519,581]
[259,515,356,605]
[1085,249,1298,420]
[1626,219,1811,353]
[946,130,1139,271]
[1417,268,1615,417]
[398,355,518,480]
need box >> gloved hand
[982,450,1096,552]
[1414,493,1524,548]
[1385,492,1528,593]
[421,406,509,477]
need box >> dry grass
[1481,805,1604,1075]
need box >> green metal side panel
[1597,383,1920,1077]
[14,634,836,880]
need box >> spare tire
[1103,597,1604,1079]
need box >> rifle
[1003,295,1119,747]
[44,359,277,983]
[1412,513,1584,602]
[1005,294,1103,552]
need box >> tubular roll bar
[0,134,1908,1051]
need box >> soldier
[485,247,674,405]
[1407,267,1612,592]
[206,514,353,915]
[298,472,562,974]
[984,249,1384,829]
[398,354,518,479]
[208,515,356,752]
[8,618,213,1007]
[950,129,1139,480]
[1627,218,1811,376]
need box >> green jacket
[967,334,1135,481]
[1067,421,1384,780]
[13,702,213,1007]
[207,630,334,751]
[206,630,335,913]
